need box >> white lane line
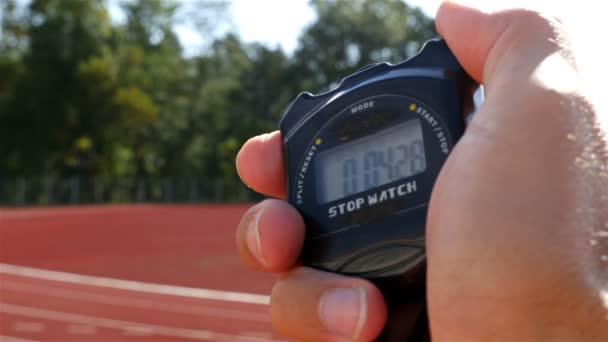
[13,321,45,333]
[66,324,98,335]
[0,336,40,342]
[122,325,155,336]
[3,281,269,323]
[0,263,270,305]
[1,304,277,342]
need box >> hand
[235,1,608,341]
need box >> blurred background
[0,0,439,206]
[0,0,439,341]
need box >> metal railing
[0,176,260,206]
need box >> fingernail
[246,207,268,267]
[319,287,366,339]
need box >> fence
[0,176,262,206]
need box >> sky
[227,0,441,53]
[107,0,442,56]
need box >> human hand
[235,1,608,341]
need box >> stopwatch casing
[280,39,478,284]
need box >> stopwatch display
[316,118,426,204]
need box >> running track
[0,205,286,341]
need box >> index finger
[236,131,286,199]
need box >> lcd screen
[316,119,426,204]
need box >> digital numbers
[342,159,357,196]
[410,140,425,174]
[341,140,425,196]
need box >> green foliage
[294,0,436,91]
[0,0,436,204]
[113,86,158,124]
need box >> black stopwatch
[280,38,479,341]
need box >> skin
[235,1,608,341]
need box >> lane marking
[2,281,269,322]
[0,205,162,221]
[1,304,277,342]
[0,263,270,305]
[13,322,45,333]
[0,336,40,342]
[122,325,154,336]
[66,324,98,335]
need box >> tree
[0,0,437,204]
[292,0,436,92]
[189,36,292,189]
[0,0,115,177]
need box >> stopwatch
[280,38,479,341]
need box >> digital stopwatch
[279,38,479,341]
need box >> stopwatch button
[339,62,390,90]
[398,37,461,71]
[280,92,325,134]
[356,63,379,73]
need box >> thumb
[436,1,573,86]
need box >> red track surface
[0,204,284,341]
